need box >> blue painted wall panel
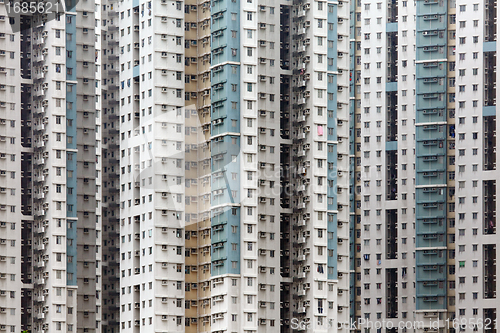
[66,13,77,286]
[210,0,241,276]
[415,0,448,309]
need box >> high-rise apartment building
[353,1,500,333]
[209,0,351,331]
[115,0,350,331]
[355,0,419,329]
[0,1,103,333]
